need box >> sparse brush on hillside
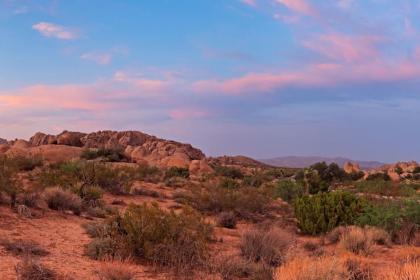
[176,184,272,220]
[214,165,244,179]
[86,203,213,272]
[0,155,22,207]
[38,161,134,195]
[294,191,363,235]
[356,179,417,197]
[164,166,190,179]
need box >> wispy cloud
[32,22,78,40]
[276,0,318,17]
[81,52,112,65]
[240,0,257,7]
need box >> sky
[1,0,420,162]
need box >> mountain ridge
[260,156,385,169]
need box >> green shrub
[81,148,128,162]
[164,167,189,179]
[135,164,161,182]
[274,180,304,202]
[87,203,212,271]
[243,175,264,188]
[214,166,244,179]
[366,172,390,181]
[13,155,44,171]
[294,191,363,235]
[219,178,239,189]
[0,156,21,207]
[356,199,419,244]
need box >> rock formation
[16,130,207,169]
[343,162,361,173]
[0,138,7,145]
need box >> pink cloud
[0,84,107,111]
[32,22,78,40]
[81,52,112,65]
[241,0,257,6]
[304,34,381,62]
[192,56,420,95]
[113,71,175,93]
[169,108,210,120]
[276,0,318,17]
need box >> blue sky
[1,0,420,162]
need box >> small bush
[81,148,128,162]
[339,227,373,255]
[97,262,135,280]
[366,172,390,181]
[214,166,244,179]
[217,211,237,229]
[241,228,294,266]
[1,239,49,257]
[15,257,57,280]
[87,203,213,272]
[218,178,239,189]
[274,180,304,202]
[132,187,163,198]
[325,226,347,245]
[43,187,82,215]
[164,167,189,179]
[294,191,363,235]
[135,164,161,182]
[356,199,419,244]
[13,156,44,171]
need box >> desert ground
[0,130,419,280]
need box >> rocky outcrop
[344,162,361,173]
[29,132,57,146]
[0,138,7,145]
[25,130,206,168]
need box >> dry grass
[97,261,136,280]
[379,260,420,280]
[275,256,349,280]
[241,227,294,266]
[339,227,374,255]
[15,257,57,280]
[217,211,237,229]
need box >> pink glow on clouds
[32,22,78,40]
[241,0,257,6]
[304,34,381,62]
[169,108,210,120]
[81,52,112,65]
[113,71,175,93]
[192,57,420,95]
[276,0,318,17]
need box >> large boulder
[29,132,57,146]
[189,159,213,176]
[56,131,86,147]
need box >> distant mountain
[259,156,385,170]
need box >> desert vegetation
[0,145,418,280]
